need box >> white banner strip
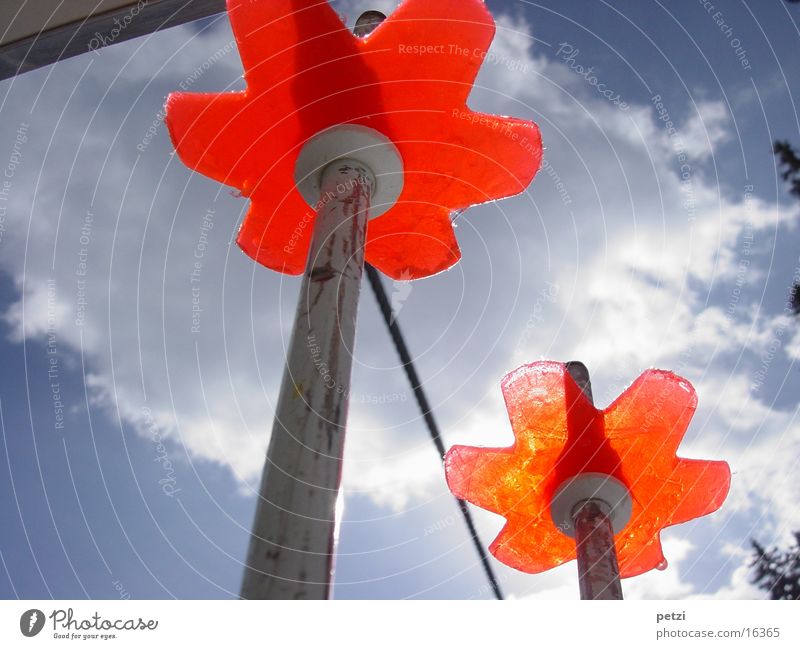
[1,600,797,647]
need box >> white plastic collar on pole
[550,472,632,538]
[295,124,403,219]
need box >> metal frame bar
[0,0,225,81]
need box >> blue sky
[1,0,800,599]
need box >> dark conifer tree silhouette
[774,141,800,200]
[773,141,800,314]
[791,282,800,316]
[749,140,800,598]
[751,533,800,600]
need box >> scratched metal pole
[565,361,624,600]
[240,160,374,599]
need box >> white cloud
[682,100,731,161]
[786,327,800,359]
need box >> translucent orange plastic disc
[165,0,542,280]
[445,362,731,578]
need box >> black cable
[365,263,504,600]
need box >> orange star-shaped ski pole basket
[166,0,542,280]
[445,361,730,597]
